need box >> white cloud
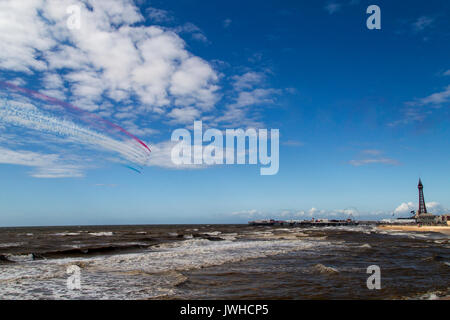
[0,146,84,178]
[0,0,286,177]
[0,0,219,117]
[412,16,434,32]
[167,107,200,124]
[146,140,205,169]
[146,7,173,23]
[394,201,449,216]
[172,22,209,43]
[361,149,382,156]
[349,158,399,166]
[418,85,450,105]
[324,2,342,15]
[0,99,150,168]
[394,202,416,215]
[231,209,263,218]
[232,72,265,91]
[391,85,450,126]
[212,70,280,127]
[230,207,366,221]
[349,150,399,167]
[223,19,232,28]
[282,140,304,147]
[230,88,279,109]
[426,202,449,215]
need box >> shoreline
[378,224,450,235]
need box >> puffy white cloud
[394,201,449,216]
[426,202,449,215]
[394,202,416,215]
[0,0,286,177]
[230,207,363,221]
[0,0,219,117]
[167,107,201,124]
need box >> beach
[378,225,450,235]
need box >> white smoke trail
[0,100,150,166]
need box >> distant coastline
[378,224,450,235]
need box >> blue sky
[0,0,449,226]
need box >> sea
[0,224,449,300]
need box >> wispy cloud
[146,7,173,23]
[223,18,232,28]
[349,158,399,166]
[349,149,399,167]
[0,99,149,166]
[324,2,342,15]
[282,140,304,147]
[416,85,450,105]
[412,16,435,32]
[0,146,85,178]
[390,85,450,126]
[361,149,382,156]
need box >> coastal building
[414,179,447,225]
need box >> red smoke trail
[0,81,151,154]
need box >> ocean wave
[51,233,81,237]
[0,242,23,248]
[88,232,114,237]
[310,263,339,275]
[0,237,334,299]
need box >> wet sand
[378,225,450,235]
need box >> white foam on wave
[88,232,113,237]
[0,242,23,248]
[0,237,333,299]
[205,231,221,236]
[5,254,34,262]
[51,232,80,236]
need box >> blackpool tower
[417,178,427,215]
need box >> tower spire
[418,178,427,215]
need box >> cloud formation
[390,85,450,126]
[0,0,219,121]
[0,0,283,177]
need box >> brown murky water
[0,224,448,299]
